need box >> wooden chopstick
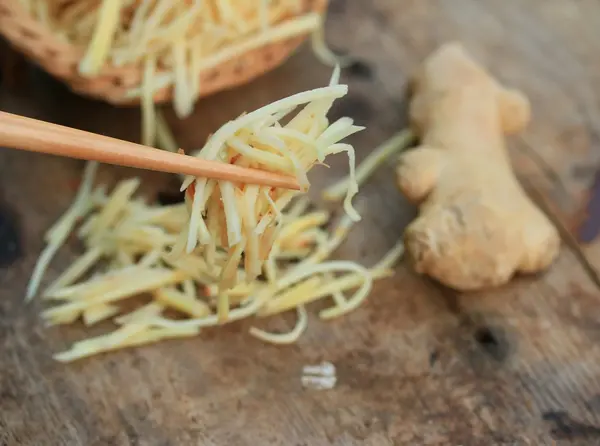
[0,111,300,190]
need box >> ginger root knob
[396,42,560,291]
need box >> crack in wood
[520,176,600,290]
[576,167,600,243]
[543,410,600,440]
[0,204,21,267]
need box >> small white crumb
[301,361,337,390]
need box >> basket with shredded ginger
[0,0,329,106]
[0,0,338,144]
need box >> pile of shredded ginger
[28,70,408,362]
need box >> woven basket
[0,0,327,106]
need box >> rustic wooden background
[2,0,600,445]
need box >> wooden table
[2,1,600,444]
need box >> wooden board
[2,0,600,444]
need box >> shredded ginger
[20,0,345,146]
[176,67,363,318]
[33,164,402,361]
[26,73,408,363]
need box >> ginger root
[396,42,560,291]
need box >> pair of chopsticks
[0,111,300,190]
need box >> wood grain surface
[2,0,600,445]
